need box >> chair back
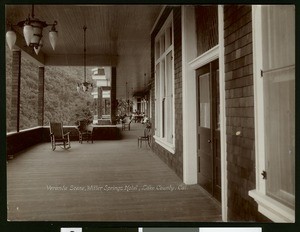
[78,120,88,132]
[78,120,93,133]
[50,122,64,138]
[123,116,131,124]
[144,127,151,137]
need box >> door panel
[198,127,213,193]
[197,59,221,202]
[197,66,213,195]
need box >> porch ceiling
[5,4,163,98]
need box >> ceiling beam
[44,54,118,66]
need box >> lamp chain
[84,25,87,83]
[31,4,35,18]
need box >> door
[197,59,221,202]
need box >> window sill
[153,135,175,154]
[249,189,295,223]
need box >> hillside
[6,46,95,132]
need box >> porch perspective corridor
[7,123,221,221]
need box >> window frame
[153,12,175,154]
[248,5,295,223]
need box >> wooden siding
[223,5,270,222]
[195,6,218,56]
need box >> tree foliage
[117,99,133,117]
[6,46,95,132]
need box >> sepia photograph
[1,2,296,230]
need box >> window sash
[154,13,174,148]
[250,5,295,222]
[155,63,161,137]
[165,51,173,143]
[261,5,295,209]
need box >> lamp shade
[23,24,33,46]
[30,21,43,46]
[6,30,17,50]
[49,30,58,50]
[34,46,40,55]
[34,40,43,55]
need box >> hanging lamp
[5,5,58,55]
[77,25,93,92]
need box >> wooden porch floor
[7,123,221,222]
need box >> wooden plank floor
[7,123,221,222]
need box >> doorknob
[208,139,212,143]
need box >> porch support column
[98,87,103,120]
[104,99,107,115]
[11,50,21,132]
[110,67,117,125]
[93,98,97,123]
[38,66,45,126]
[182,6,197,184]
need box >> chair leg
[52,142,56,151]
[51,137,56,151]
[65,135,71,149]
[146,136,151,148]
[67,140,71,149]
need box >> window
[249,5,295,222]
[154,13,175,153]
[137,97,141,113]
[199,73,210,128]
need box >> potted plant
[75,106,93,127]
